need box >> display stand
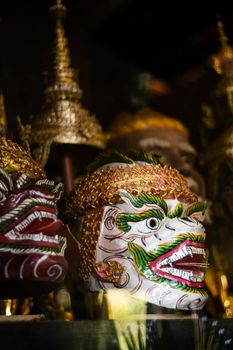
[0,316,233,350]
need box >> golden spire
[46,0,82,101]
[206,20,233,118]
[0,91,7,137]
[217,20,232,56]
[27,0,105,167]
[212,20,233,74]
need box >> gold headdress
[66,152,197,217]
[107,107,189,144]
[0,137,46,179]
[19,0,105,167]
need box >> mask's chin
[144,281,208,310]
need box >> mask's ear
[103,207,121,231]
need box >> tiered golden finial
[202,19,233,128]
[212,20,233,74]
[0,91,7,137]
[46,0,82,102]
[22,0,105,167]
[211,20,233,112]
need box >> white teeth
[189,274,203,283]
[162,267,174,274]
[183,246,205,257]
[186,246,193,258]
[168,259,173,267]
[16,174,29,189]
[159,247,189,267]
[157,244,206,283]
[188,246,206,257]
[161,267,204,282]
[158,258,169,268]
[5,211,57,239]
[158,244,205,267]
[182,271,192,280]
[5,231,59,244]
[0,236,66,256]
[0,198,56,225]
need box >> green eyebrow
[116,209,164,233]
[183,201,207,217]
[120,190,168,215]
[168,203,183,218]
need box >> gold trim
[78,208,103,279]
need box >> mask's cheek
[164,218,202,236]
[150,220,179,243]
[145,282,208,310]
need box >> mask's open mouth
[148,240,207,288]
[129,233,208,292]
[0,202,65,255]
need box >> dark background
[1,0,233,149]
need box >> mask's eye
[146,218,160,230]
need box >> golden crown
[0,137,46,179]
[23,0,105,168]
[107,108,189,143]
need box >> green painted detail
[87,151,134,173]
[184,201,207,217]
[116,209,164,233]
[168,203,183,218]
[87,150,163,174]
[120,190,168,214]
[129,242,155,271]
[127,149,162,166]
